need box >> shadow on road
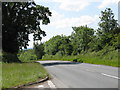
[40,61,81,66]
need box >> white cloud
[98,0,119,9]
[58,0,89,12]
[34,0,90,12]
[34,0,119,11]
[50,14,99,29]
[35,0,120,11]
[51,10,64,21]
[35,0,119,11]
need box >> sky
[27,0,119,48]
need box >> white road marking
[48,80,56,88]
[101,73,120,79]
[38,85,44,88]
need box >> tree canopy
[70,26,94,55]
[2,2,51,62]
[43,26,94,56]
[44,35,72,56]
[2,2,51,53]
[43,8,119,57]
[97,8,118,47]
[33,42,44,59]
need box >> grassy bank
[42,49,119,67]
[2,62,49,88]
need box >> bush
[72,59,78,62]
[72,58,83,63]
[42,54,53,60]
[78,59,83,63]
[18,49,37,62]
[2,52,21,63]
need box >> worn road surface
[29,60,119,88]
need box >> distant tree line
[34,8,120,59]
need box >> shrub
[2,52,21,63]
[18,49,37,62]
[78,59,83,63]
[73,59,78,62]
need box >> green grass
[2,62,49,88]
[0,51,2,89]
[42,50,119,67]
[0,62,2,90]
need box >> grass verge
[2,62,49,88]
[42,50,119,67]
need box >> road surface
[37,60,119,88]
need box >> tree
[71,25,94,55]
[97,8,118,47]
[44,35,62,55]
[18,49,37,61]
[44,35,73,56]
[33,42,44,59]
[58,35,73,55]
[2,2,51,62]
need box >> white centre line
[48,80,56,88]
[101,73,120,79]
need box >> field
[2,62,49,88]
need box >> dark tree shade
[33,42,44,59]
[2,2,51,62]
[2,2,51,53]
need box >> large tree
[44,35,72,56]
[97,8,118,47]
[44,35,62,55]
[2,2,51,62]
[71,25,94,55]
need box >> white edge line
[38,85,44,88]
[101,73,120,79]
[48,80,56,88]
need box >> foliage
[33,42,45,59]
[18,49,37,62]
[42,8,119,67]
[97,8,118,48]
[42,49,119,67]
[44,35,73,56]
[44,35,61,55]
[2,63,49,88]
[2,52,20,63]
[2,2,51,62]
[70,25,94,54]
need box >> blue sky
[28,0,119,48]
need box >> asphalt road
[37,60,119,88]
